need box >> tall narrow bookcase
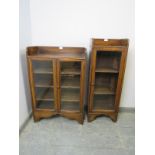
[27,47,86,124]
[88,39,128,122]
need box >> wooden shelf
[95,68,119,73]
[27,47,86,60]
[34,68,53,74]
[35,84,53,88]
[94,87,115,95]
[35,80,53,88]
[36,98,54,101]
[61,68,81,75]
[61,95,80,102]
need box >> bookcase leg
[88,114,96,122]
[78,117,84,125]
[33,116,40,122]
[109,113,117,122]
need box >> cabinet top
[27,46,86,60]
[92,39,129,48]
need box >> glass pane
[32,60,54,110]
[93,95,115,111]
[36,101,54,109]
[61,75,80,89]
[60,62,81,112]
[61,101,80,111]
[34,74,53,87]
[61,62,81,75]
[32,60,53,74]
[92,51,121,111]
[96,51,121,73]
[94,73,118,95]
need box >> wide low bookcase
[88,39,128,122]
[27,46,86,124]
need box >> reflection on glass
[60,62,81,111]
[32,60,54,110]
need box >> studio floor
[19,112,135,155]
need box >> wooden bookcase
[88,39,128,122]
[27,46,86,124]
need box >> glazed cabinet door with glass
[28,59,57,119]
[58,61,82,113]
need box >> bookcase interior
[92,51,121,111]
[93,95,115,111]
[96,51,121,73]
[60,61,81,112]
[94,73,118,95]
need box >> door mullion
[53,59,57,112]
[56,60,61,113]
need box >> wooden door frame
[114,48,128,112]
[27,57,57,112]
[88,47,128,113]
[56,58,85,114]
[88,48,97,113]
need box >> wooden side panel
[88,49,97,112]
[114,48,128,112]
[27,58,36,112]
[80,60,86,113]
[90,49,97,85]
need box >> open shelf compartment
[94,73,118,95]
[95,51,121,73]
[93,95,115,111]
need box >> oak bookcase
[27,46,86,124]
[88,39,128,122]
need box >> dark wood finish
[27,46,86,124]
[88,39,128,122]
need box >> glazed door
[30,59,57,111]
[89,49,122,112]
[57,60,84,113]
